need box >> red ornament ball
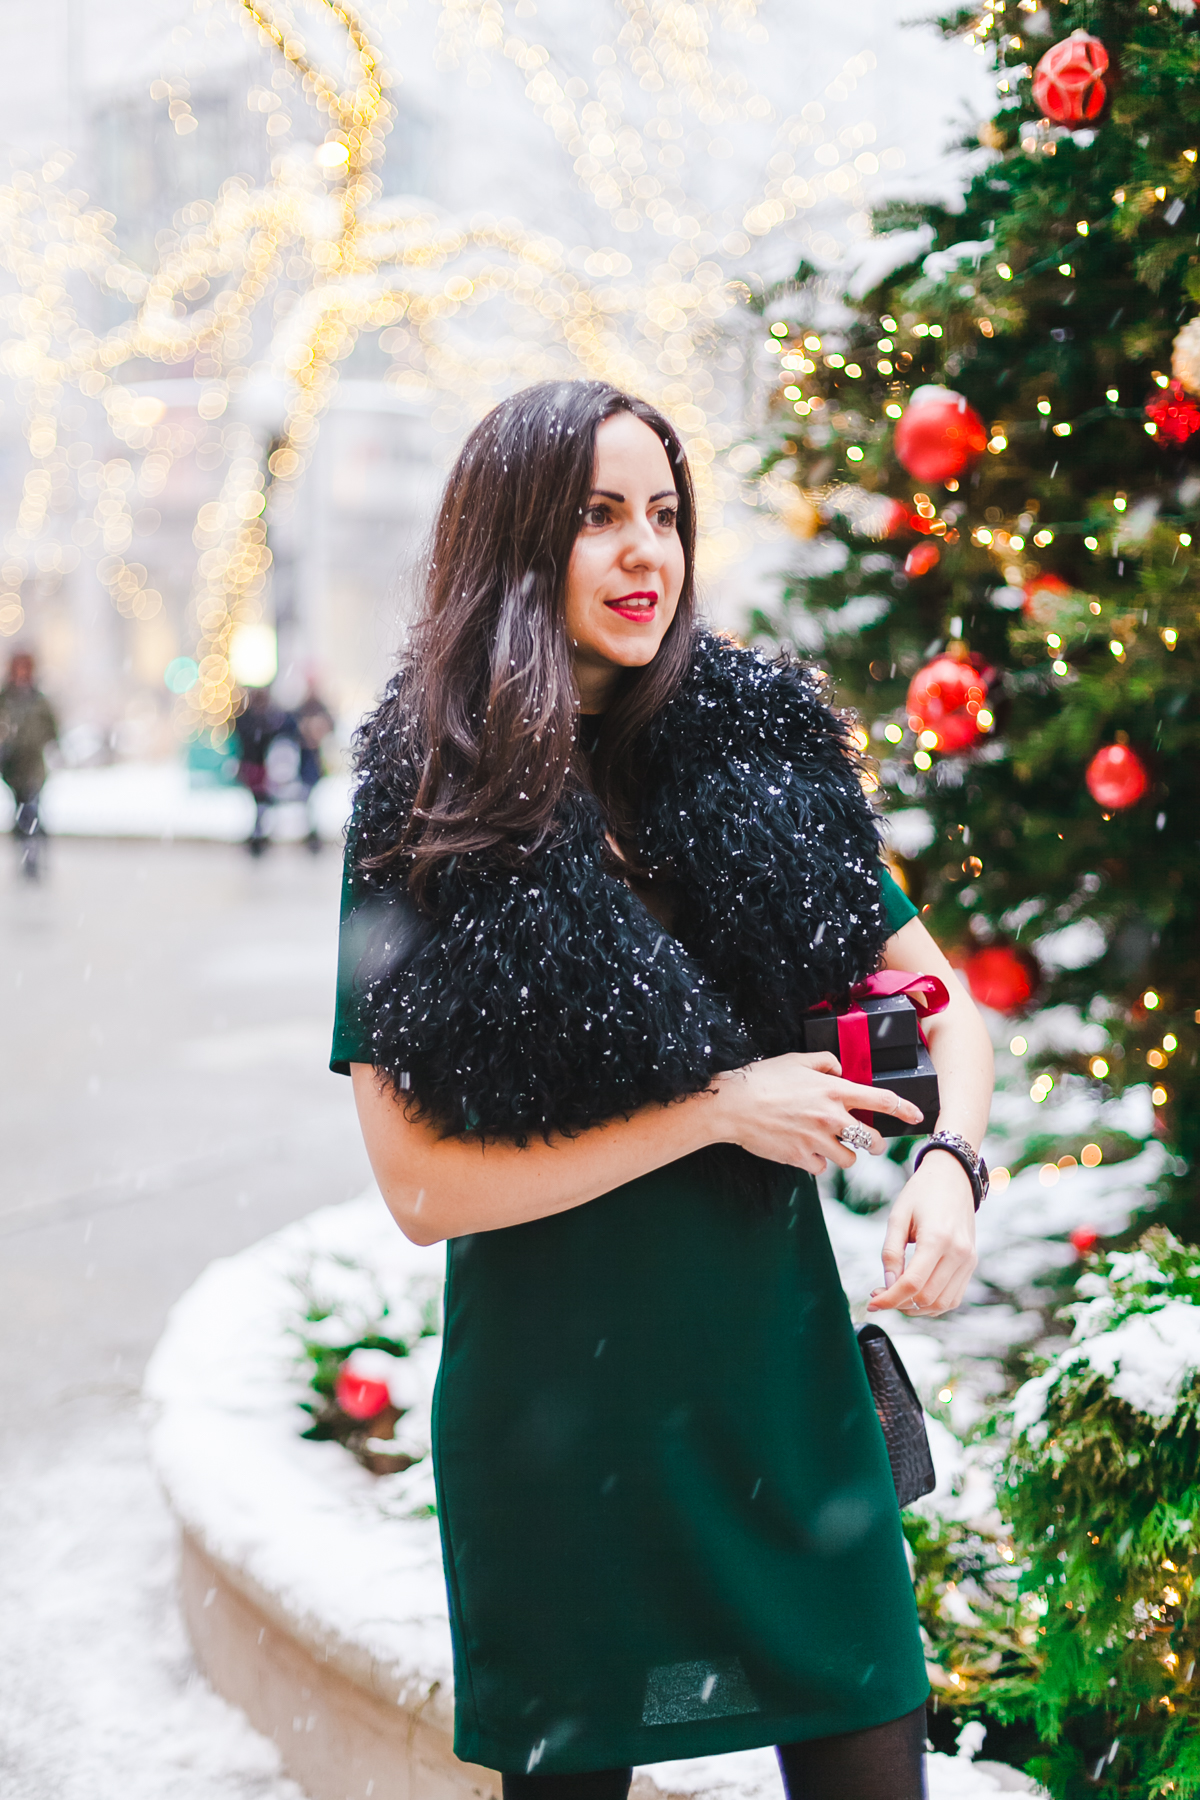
[905,542,941,578]
[1033,31,1109,126]
[846,494,911,540]
[1021,572,1072,623]
[964,945,1036,1014]
[894,387,988,485]
[1085,743,1149,810]
[1069,1225,1100,1257]
[906,652,995,753]
[335,1365,391,1422]
[873,497,911,539]
[1145,379,1200,447]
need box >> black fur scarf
[339,630,890,1148]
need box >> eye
[655,505,679,529]
[583,503,610,527]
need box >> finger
[825,1136,857,1170]
[930,1257,979,1317]
[798,1051,842,1077]
[926,1277,968,1318]
[904,1263,957,1317]
[902,1243,977,1317]
[880,1204,913,1283]
[830,1081,924,1126]
[825,1115,886,1160]
[868,1244,941,1312]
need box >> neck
[572,654,621,716]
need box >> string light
[0,0,921,726]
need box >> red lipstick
[604,591,658,623]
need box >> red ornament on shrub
[1033,31,1109,126]
[905,542,941,578]
[964,945,1036,1014]
[1145,379,1200,447]
[906,652,996,753]
[335,1366,391,1421]
[1069,1225,1100,1257]
[894,387,988,484]
[1085,743,1149,810]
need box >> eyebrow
[590,488,679,503]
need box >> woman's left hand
[866,1152,978,1318]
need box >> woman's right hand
[712,1052,924,1173]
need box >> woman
[332,381,994,1800]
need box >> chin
[593,615,675,669]
[605,634,668,668]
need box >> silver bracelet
[913,1131,989,1210]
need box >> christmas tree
[747,0,1200,1249]
[741,2,1200,1785]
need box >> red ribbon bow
[811,970,950,1123]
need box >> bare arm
[352,1053,923,1247]
[892,916,995,1153]
[867,915,995,1318]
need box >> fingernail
[884,1272,896,1289]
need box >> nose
[618,513,665,572]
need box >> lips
[604,592,658,623]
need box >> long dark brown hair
[365,379,698,901]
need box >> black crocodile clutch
[857,1323,937,1509]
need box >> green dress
[332,863,929,1775]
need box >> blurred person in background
[289,675,335,853]
[0,650,58,880]
[232,683,287,857]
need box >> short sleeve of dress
[330,842,373,1074]
[879,863,918,935]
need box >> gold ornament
[761,471,821,539]
[1171,316,1200,396]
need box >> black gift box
[864,1045,939,1137]
[800,993,940,1137]
[801,992,922,1072]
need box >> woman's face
[563,412,686,711]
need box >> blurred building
[0,0,990,755]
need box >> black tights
[501,1704,927,1800]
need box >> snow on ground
[0,762,352,845]
[650,1745,1039,1797]
[0,1410,303,1800]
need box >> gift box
[800,992,923,1072]
[799,975,945,1138]
[863,1043,940,1137]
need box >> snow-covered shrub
[288,1248,442,1501]
[990,1228,1200,1798]
[909,1230,1200,1797]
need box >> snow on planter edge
[143,1189,455,1719]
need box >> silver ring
[838,1121,874,1153]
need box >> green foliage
[904,1505,1031,1702]
[747,0,1200,1233]
[903,1231,1200,1795]
[997,1230,1200,1796]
